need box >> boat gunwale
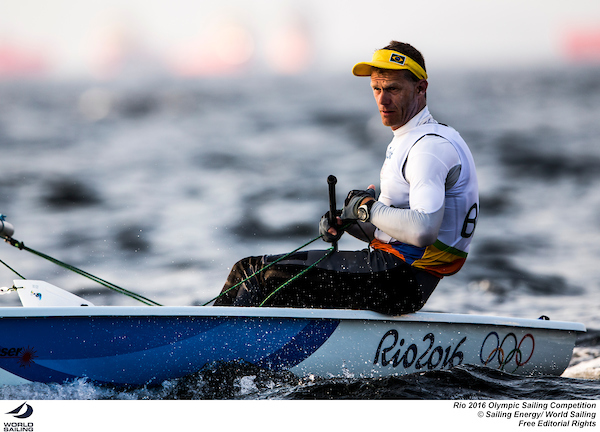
[0,306,586,332]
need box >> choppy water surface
[0,66,599,399]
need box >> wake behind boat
[0,279,586,387]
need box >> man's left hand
[341,185,376,220]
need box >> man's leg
[214,248,439,315]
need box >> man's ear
[416,79,428,95]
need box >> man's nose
[378,91,391,106]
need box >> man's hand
[340,185,376,220]
[319,210,343,243]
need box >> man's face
[370,70,427,130]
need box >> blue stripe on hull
[257,319,339,370]
[0,315,340,386]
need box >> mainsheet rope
[1,237,162,306]
[255,217,370,306]
[0,177,351,307]
[1,231,341,308]
[0,257,26,280]
[201,234,330,306]
[259,245,335,307]
[203,219,360,306]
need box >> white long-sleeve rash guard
[367,135,461,248]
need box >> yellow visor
[352,49,427,80]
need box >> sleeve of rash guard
[370,137,460,247]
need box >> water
[0,66,599,399]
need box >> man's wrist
[360,197,375,206]
[357,199,376,222]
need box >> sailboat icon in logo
[6,402,33,419]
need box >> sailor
[214,41,479,315]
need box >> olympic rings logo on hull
[480,332,535,373]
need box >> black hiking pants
[213,248,440,315]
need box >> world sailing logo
[5,402,33,419]
[4,402,34,432]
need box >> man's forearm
[370,201,444,247]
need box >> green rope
[259,246,335,307]
[2,221,350,308]
[202,234,326,306]
[255,221,354,306]
[204,221,354,307]
[0,258,26,280]
[3,237,161,306]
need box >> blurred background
[2,0,600,79]
[0,0,599,330]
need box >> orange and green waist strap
[370,238,467,278]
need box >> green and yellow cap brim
[352,49,428,80]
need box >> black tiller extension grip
[327,175,337,225]
[327,175,338,250]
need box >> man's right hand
[319,210,343,243]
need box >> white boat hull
[0,304,585,386]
